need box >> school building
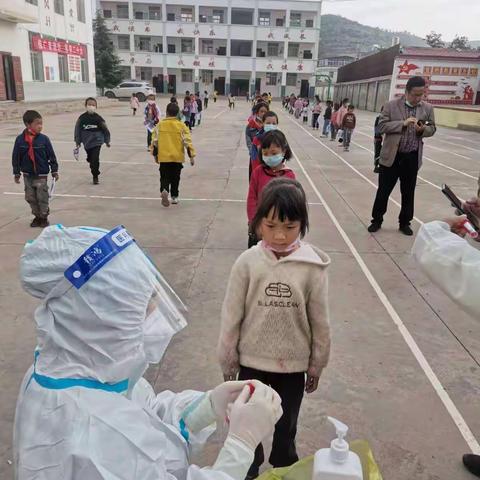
[98,0,322,97]
[0,0,96,102]
[334,45,480,112]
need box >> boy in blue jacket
[12,110,59,228]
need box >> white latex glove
[228,383,283,451]
[181,381,250,433]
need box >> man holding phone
[368,76,436,236]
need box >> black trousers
[312,113,320,128]
[190,112,196,128]
[86,146,101,177]
[159,163,183,197]
[204,99,208,109]
[147,130,152,148]
[238,366,305,476]
[371,150,419,227]
[374,139,382,167]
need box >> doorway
[2,54,16,101]
[167,74,176,95]
[214,76,225,95]
[230,79,249,96]
[300,79,309,98]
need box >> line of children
[219,177,331,480]
[247,129,296,248]
[246,102,269,180]
[74,97,111,185]
[250,111,279,173]
[150,102,196,207]
[12,110,59,228]
[322,100,333,137]
[144,93,161,149]
[195,92,203,126]
[341,104,356,152]
[190,93,198,128]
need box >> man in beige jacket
[368,76,436,236]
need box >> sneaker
[399,224,413,236]
[368,222,381,233]
[38,218,50,228]
[463,454,480,476]
[171,197,179,205]
[161,190,170,207]
[374,165,380,173]
[30,217,41,228]
[93,176,99,185]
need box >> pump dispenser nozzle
[327,417,350,464]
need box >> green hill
[319,15,427,58]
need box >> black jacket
[12,131,58,176]
[74,112,111,150]
[196,98,203,112]
[324,106,332,120]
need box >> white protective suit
[13,225,257,480]
[412,220,480,319]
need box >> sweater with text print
[218,242,330,377]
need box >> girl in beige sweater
[218,178,331,479]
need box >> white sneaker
[171,197,179,205]
[161,190,170,207]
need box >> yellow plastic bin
[257,440,382,480]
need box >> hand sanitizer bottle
[313,417,363,480]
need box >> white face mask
[86,105,96,113]
[262,237,301,253]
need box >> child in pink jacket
[247,130,295,248]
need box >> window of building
[137,37,151,51]
[217,45,226,55]
[181,69,193,82]
[199,14,207,23]
[303,50,312,59]
[54,0,64,15]
[26,0,38,5]
[117,4,128,19]
[168,44,176,53]
[80,57,89,82]
[58,54,68,81]
[30,51,44,81]
[181,38,193,53]
[266,72,278,86]
[305,19,314,28]
[138,67,152,81]
[167,12,175,21]
[276,18,284,26]
[288,43,299,57]
[286,73,297,86]
[180,8,193,22]
[212,9,224,23]
[149,6,161,20]
[154,42,162,53]
[259,11,270,26]
[117,35,130,50]
[267,43,279,57]
[103,9,112,18]
[290,12,301,27]
[230,40,252,56]
[134,11,145,19]
[231,8,253,25]
[201,39,213,54]
[329,71,335,78]
[201,70,213,84]
[76,0,85,22]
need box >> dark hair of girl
[250,178,309,238]
[258,130,292,164]
[252,102,269,114]
[85,97,97,106]
[262,111,278,123]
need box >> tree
[450,35,470,50]
[93,11,123,91]
[425,31,445,48]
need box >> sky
[322,0,480,42]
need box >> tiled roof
[400,47,480,60]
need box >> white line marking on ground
[282,113,424,224]
[2,191,322,205]
[434,138,479,153]
[426,144,471,160]
[213,109,228,119]
[354,129,477,180]
[290,145,480,455]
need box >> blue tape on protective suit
[179,419,190,443]
[32,351,129,393]
[64,225,134,289]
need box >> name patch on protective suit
[65,225,134,288]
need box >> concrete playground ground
[1,98,480,479]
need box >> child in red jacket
[247,130,295,248]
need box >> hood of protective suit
[20,225,187,386]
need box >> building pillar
[225,0,232,96]
[162,0,168,92]
[281,71,286,98]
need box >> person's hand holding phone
[404,116,417,127]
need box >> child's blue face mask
[264,124,277,132]
[263,153,284,168]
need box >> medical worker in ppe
[412,198,480,478]
[14,224,283,480]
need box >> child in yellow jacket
[151,102,196,207]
